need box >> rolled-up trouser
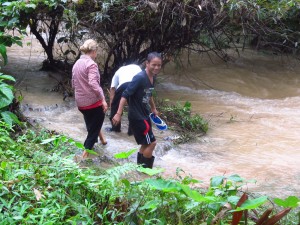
[79,106,105,150]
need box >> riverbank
[3,34,300,198]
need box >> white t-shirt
[111,64,142,89]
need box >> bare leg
[99,130,107,145]
[140,141,156,158]
[82,131,106,159]
[82,150,89,159]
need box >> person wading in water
[72,39,108,158]
[112,52,162,168]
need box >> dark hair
[147,52,162,62]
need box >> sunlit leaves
[114,148,136,159]
[0,121,297,224]
[181,184,217,203]
[137,167,164,176]
[235,196,268,211]
[145,179,181,192]
[274,196,300,208]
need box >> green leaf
[137,167,164,176]
[145,179,181,192]
[227,174,244,182]
[139,200,159,211]
[114,149,136,159]
[127,6,136,11]
[181,184,216,203]
[273,196,300,208]
[183,101,191,110]
[0,84,14,108]
[0,74,15,82]
[13,216,23,220]
[210,176,224,187]
[0,99,12,110]
[121,179,130,188]
[74,141,85,149]
[1,111,20,127]
[227,195,241,205]
[0,44,7,65]
[85,149,98,155]
[235,196,268,211]
[41,136,59,144]
[1,161,7,170]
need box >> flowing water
[3,35,300,198]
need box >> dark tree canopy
[1,0,300,82]
[72,0,230,79]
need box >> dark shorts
[130,118,156,145]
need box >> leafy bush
[156,100,208,143]
[159,100,208,133]
[1,125,299,224]
[0,73,20,127]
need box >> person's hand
[112,113,121,125]
[102,101,108,113]
[152,109,159,117]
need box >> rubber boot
[137,152,143,165]
[140,155,155,169]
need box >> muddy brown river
[3,35,300,198]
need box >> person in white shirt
[109,64,142,133]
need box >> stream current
[3,35,300,198]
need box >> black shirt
[122,70,155,120]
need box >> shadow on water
[4,36,300,197]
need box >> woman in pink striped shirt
[72,39,108,158]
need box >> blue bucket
[149,113,168,131]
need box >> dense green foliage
[0,81,298,223]
[0,74,20,127]
[156,100,208,144]
[1,125,299,224]
[1,1,300,223]
[162,101,208,133]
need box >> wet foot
[82,150,89,159]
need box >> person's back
[109,64,142,133]
[112,64,142,89]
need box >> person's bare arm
[109,87,116,108]
[112,97,127,125]
[150,97,159,116]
